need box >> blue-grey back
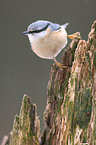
[28,20,61,32]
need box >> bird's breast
[29,28,67,59]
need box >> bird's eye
[29,31,33,34]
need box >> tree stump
[1,20,96,145]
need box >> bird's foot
[53,57,70,69]
[67,32,81,39]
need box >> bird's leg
[67,32,81,39]
[53,57,68,69]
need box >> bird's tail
[62,23,69,29]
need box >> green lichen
[75,88,92,129]
[82,130,88,143]
[86,52,91,70]
[93,52,96,67]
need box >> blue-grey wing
[49,22,69,31]
[49,22,60,31]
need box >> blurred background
[0,0,96,142]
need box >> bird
[23,20,80,68]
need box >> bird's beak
[22,31,30,35]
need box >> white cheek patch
[27,34,34,48]
[27,30,46,43]
[28,34,33,42]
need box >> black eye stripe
[29,23,50,34]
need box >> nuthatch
[23,20,80,68]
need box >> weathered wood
[9,95,40,145]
